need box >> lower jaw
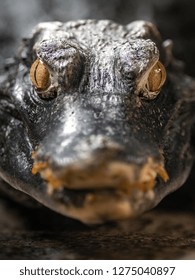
[51,186,157,224]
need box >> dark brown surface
[1,193,195,260]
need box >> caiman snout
[32,134,169,223]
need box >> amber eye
[30,59,50,91]
[147,61,166,92]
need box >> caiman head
[1,20,195,224]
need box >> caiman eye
[147,61,166,92]
[30,59,51,91]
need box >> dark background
[0,0,195,77]
[1,0,195,259]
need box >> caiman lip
[32,157,169,193]
[31,155,169,223]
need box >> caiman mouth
[32,157,168,193]
[32,154,169,223]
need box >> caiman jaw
[32,157,169,194]
[31,155,169,224]
[32,156,169,224]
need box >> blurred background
[0,0,195,77]
[1,0,195,259]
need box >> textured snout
[30,92,170,223]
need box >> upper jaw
[32,155,168,192]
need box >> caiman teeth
[32,155,169,195]
[156,164,169,182]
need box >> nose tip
[33,134,124,169]
[78,135,125,163]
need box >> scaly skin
[0,20,195,224]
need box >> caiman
[0,19,195,224]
